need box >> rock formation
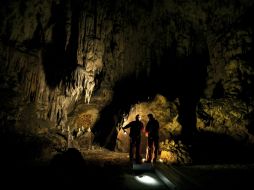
[1,0,254,164]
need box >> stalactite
[65,0,72,51]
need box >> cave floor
[80,148,254,190]
[2,147,254,190]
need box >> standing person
[122,114,144,163]
[145,113,160,163]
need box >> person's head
[147,113,154,120]
[136,114,141,121]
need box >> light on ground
[135,174,160,185]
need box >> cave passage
[92,30,210,149]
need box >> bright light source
[135,174,160,185]
[158,158,163,163]
[142,158,146,163]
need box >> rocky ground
[2,145,254,190]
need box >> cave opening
[92,30,210,151]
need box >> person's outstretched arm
[122,124,129,130]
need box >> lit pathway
[80,148,178,189]
[121,163,175,190]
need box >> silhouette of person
[123,114,144,163]
[145,113,160,163]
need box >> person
[122,114,144,163]
[145,113,160,163]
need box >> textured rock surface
[1,0,254,164]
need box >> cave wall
[1,0,254,161]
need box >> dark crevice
[42,0,80,88]
[190,131,254,164]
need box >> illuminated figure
[145,114,160,163]
[123,114,144,163]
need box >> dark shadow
[157,28,209,144]
[0,129,48,166]
[212,80,224,99]
[48,148,131,188]
[41,0,80,88]
[49,148,85,182]
[233,4,254,106]
[190,131,254,164]
[246,110,254,135]
[177,29,209,144]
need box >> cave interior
[1,0,254,175]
